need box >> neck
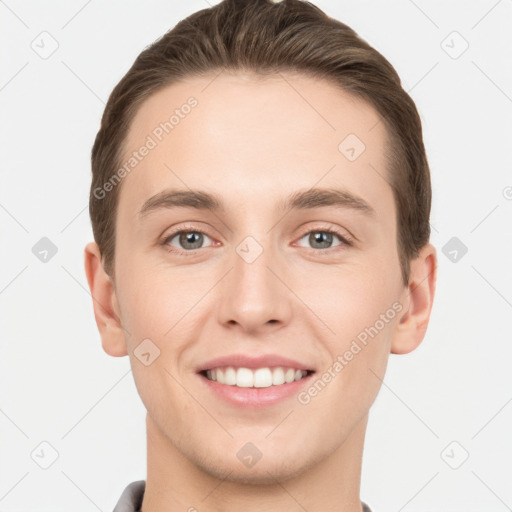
[140,413,368,512]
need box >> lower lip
[198,372,314,408]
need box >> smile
[202,366,313,388]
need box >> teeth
[205,366,309,388]
[286,368,296,383]
[272,367,285,386]
[224,367,236,385]
[237,367,254,387]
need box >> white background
[1,0,511,510]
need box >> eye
[296,228,352,251]
[163,229,214,253]
[161,225,353,256]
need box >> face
[110,72,409,483]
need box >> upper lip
[195,354,315,373]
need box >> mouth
[195,353,316,407]
[199,366,315,388]
[197,365,316,408]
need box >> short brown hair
[90,0,431,286]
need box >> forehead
[118,72,392,219]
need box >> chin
[197,450,312,485]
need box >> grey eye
[168,231,212,250]
[297,231,343,250]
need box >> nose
[216,235,293,335]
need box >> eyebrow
[138,187,376,219]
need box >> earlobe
[391,243,438,355]
[84,242,128,357]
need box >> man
[84,1,437,510]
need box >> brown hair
[90,0,431,286]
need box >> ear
[391,243,438,354]
[84,241,128,357]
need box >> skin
[84,72,437,512]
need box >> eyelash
[160,223,354,257]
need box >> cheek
[122,280,180,342]
[120,270,200,413]
[309,259,401,386]
[313,258,400,329]
[307,277,399,422]
[115,243,177,327]
[117,261,208,380]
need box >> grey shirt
[113,480,373,512]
